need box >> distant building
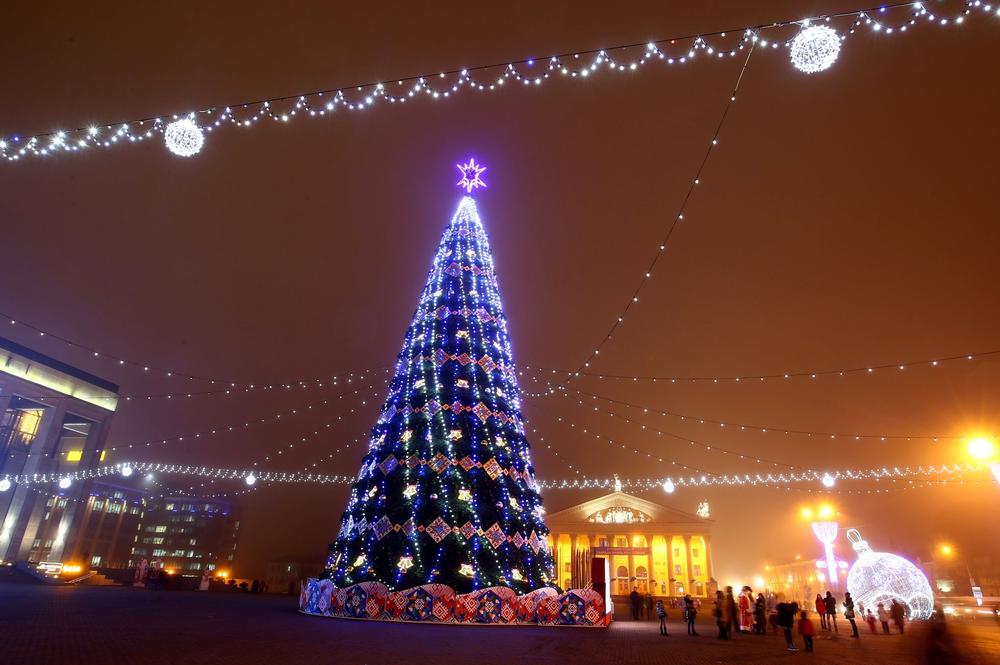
[0,335,120,566]
[131,496,239,575]
[266,555,324,593]
[544,490,715,600]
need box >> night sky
[2,1,998,582]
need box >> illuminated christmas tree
[325,159,553,594]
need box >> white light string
[1,310,382,390]
[0,460,980,489]
[532,397,800,471]
[523,347,1000,386]
[521,371,963,442]
[10,381,381,462]
[1,2,995,163]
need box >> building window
[91,555,102,566]
[673,547,680,558]
[92,499,105,512]
[674,564,682,575]
[692,548,699,558]
[693,565,702,576]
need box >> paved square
[1,583,998,665]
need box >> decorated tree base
[299,579,612,627]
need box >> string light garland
[0,460,979,490]
[1,310,382,389]
[521,373,962,442]
[524,347,1000,385]
[537,390,800,470]
[1,2,994,164]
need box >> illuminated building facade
[130,496,239,574]
[0,336,120,565]
[544,490,715,600]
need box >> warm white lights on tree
[164,118,205,157]
[846,528,934,620]
[789,25,842,73]
[821,473,836,488]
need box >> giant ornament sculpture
[846,528,934,620]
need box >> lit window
[66,450,83,462]
[100,450,106,461]
[692,548,699,558]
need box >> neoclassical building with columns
[545,489,715,600]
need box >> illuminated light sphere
[789,25,841,74]
[846,528,934,620]
[662,479,675,494]
[121,465,134,478]
[58,477,72,489]
[967,437,995,460]
[0,478,10,492]
[164,118,205,157]
[821,473,836,488]
[245,473,257,486]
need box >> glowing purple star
[456,158,487,193]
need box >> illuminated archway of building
[690,535,708,596]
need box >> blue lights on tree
[325,161,554,594]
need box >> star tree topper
[456,158,487,193]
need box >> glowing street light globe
[164,118,205,157]
[968,437,995,460]
[789,25,841,74]
[846,528,934,620]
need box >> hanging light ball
[789,25,841,74]
[164,118,205,157]
[58,477,72,489]
[245,473,257,486]
[821,473,836,488]
[0,478,11,492]
[121,465,134,478]
[662,479,676,494]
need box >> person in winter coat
[630,588,641,621]
[890,599,906,634]
[843,591,860,637]
[798,610,817,652]
[823,591,838,632]
[713,591,729,639]
[877,602,891,633]
[683,594,699,636]
[815,593,827,630]
[655,599,668,636]
[754,592,767,634]
[725,587,739,636]
[865,608,878,633]
[775,601,800,652]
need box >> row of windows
[162,502,225,514]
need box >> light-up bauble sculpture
[846,528,934,620]
[789,25,841,74]
[164,118,205,157]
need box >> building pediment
[545,491,712,529]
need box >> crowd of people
[631,585,912,654]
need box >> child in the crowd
[865,608,878,633]
[798,610,817,652]
[877,602,891,634]
[656,599,668,636]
